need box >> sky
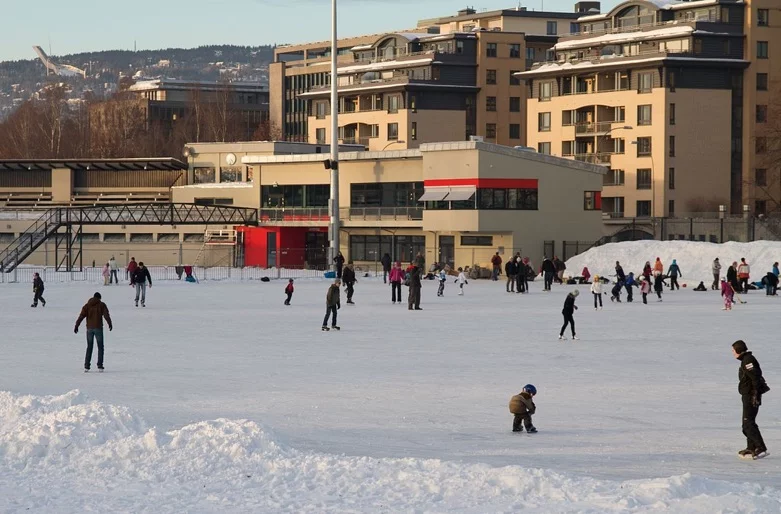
[0,0,620,62]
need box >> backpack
[403,272,410,287]
[509,394,525,414]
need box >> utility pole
[328,0,341,272]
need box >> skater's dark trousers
[408,285,421,309]
[642,293,647,304]
[656,290,662,299]
[285,292,292,305]
[336,266,343,279]
[32,291,45,306]
[506,274,516,292]
[593,292,602,308]
[134,283,146,304]
[516,273,524,293]
[110,270,118,283]
[323,305,338,327]
[522,275,529,293]
[437,282,445,296]
[544,272,554,290]
[712,273,720,289]
[513,413,533,432]
[84,328,104,369]
[670,276,679,290]
[560,313,575,337]
[625,284,634,301]
[346,282,354,301]
[742,395,766,451]
[391,282,401,302]
[740,278,749,293]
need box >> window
[350,182,423,208]
[509,124,521,139]
[349,235,395,262]
[411,122,417,141]
[388,95,400,113]
[486,69,497,85]
[637,105,652,125]
[669,136,676,157]
[193,167,215,184]
[194,198,234,206]
[637,169,652,190]
[410,96,417,113]
[387,123,399,140]
[668,70,676,92]
[509,97,521,112]
[456,40,464,54]
[316,102,327,119]
[636,200,651,217]
[757,73,768,90]
[461,236,494,246]
[757,105,768,123]
[669,103,676,125]
[486,96,497,111]
[220,167,242,183]
[583,191,600,210]
[546,21,558,35]
[538,112,551,132]
[756,168,767,187]
[486,43,497,57]
[510,70,521,86]
[526,47,535,60]
[613,138,626,154]
[668,200,675,216]
[757,41,769,59]
[539,81,553,100]
[638,72,653,93]
[486,123,497,139]
[369,124,380,138]
[669,168,675,189]
[562,141,575,156]
[604,169,625,186]
[538,142,551,154]
[758,9,769,26]
[316,128,326,144]
[636,137,652,156]
[756,136,767,153]
[262,184,329,208]
[477,188,538,210]
[570,22,579,33]
[562,110,573,126]
[509,43,521,58]
[616,106,626,122]
[756,200,767,216]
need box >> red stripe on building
[424,178,538,189]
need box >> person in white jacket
[591,274,603,310]
[456,267,468,296]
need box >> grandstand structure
[32,46,86,78]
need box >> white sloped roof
[554,25,693,50]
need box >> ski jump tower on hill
[32,46,86,78]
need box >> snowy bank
[1,390,780,513]
[565,240,781,284]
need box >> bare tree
[748,86,781,215]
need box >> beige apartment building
[171,141,606,269]
[270,6,586,148]
[521,0,781,223]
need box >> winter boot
[527,426,538,434]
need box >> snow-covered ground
[1,254,780,512]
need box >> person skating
[541,256,555,291]
[721,279,734,310]
[624,272,637,302]
[437,268,447,296]
[322,279,341,330]
[653,272,667,301]
[611,262,625,302]
[509,384,538,433]
[130,261,152,307]
[558,289,579,340]
[491,252,502,281]
[712,258,722,290]
[653,257,664,276]
[553,257,566,284]
[102,262,110,286]
[738,258,751,293]
[727,261,739,293]
[108,256,119,284]
[515,255,525,293]
[408,265,422,310]
[505,257,517,293]
[284,279,294,305]
[381,253,392,284]
[389,261,404,304]
[732,340,770,459]
[667,259,683,290]
[456,267,468,296]
[333,252,345,279]
[640,276,651,304]
[74,292,113,372]
[126,257,138,282]
[31,272,46,308]
[342,261,356,304]
[591,274,603,310]
[642,261,652,283]
[521,257,531,293]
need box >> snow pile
[566,240,781,283]
[1,390,780,513]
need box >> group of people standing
[504,253,533,294]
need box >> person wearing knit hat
[559,290,579,340]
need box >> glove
[752,394,760,407]
[109,326,113,332]
[337,303,341,310]
[74,327,79,334]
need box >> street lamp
[382,140,406,151]
[631,139,655,218]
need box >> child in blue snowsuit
[437,269,446,297]
[624,272,637,302]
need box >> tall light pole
[328,0,340,272]
[382,140,406,151]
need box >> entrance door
[305,231,328,269]
[267,232,277,267]
[439,235,455,268]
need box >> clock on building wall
[225,153,237,165]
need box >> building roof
[0,158,187,172]
[518,55,749,77]
[427,7,582,24]
[127,79,266,94]
[554,24,694,50]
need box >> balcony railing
[259,207,423,224]
[574,153,612,164]
[575,121,615,135]
[603,180,625,187]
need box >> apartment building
[270,6,585,148]
[171,141,606,269]
[521,0,780,222]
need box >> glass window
[316,128,326,144]
[669,168,675,190]
[757,73,768,90]
[486,43,497,57]
[546,21,558,35]
[461,236,493,246]
[636,200,651,217]
[668,70,676,92]
[538,142,551,154]
[669,200,675,216]
[509,124,521,139]
[757,41,769,59]
[486,69,497,85]
[604,169,625,186]
[562,141,575,156]
[316,102,327,119]
[669,103,676,125]
[411,122,417,141]
[509,97,521,112]
[526,47,535,60]
[669,135,675,157]
[756,168,767,187]
[388,95,400,113]
[486,96,497,111]
[509,43,521,58]
[758,9,769,26]
[350,182,423,207]
[562,110,573,125]
[638,104,652,125]
[584,191,600,210]
[757,105,768,123]
[477,188,537,210]
[540,81,553,100]
[387,123,399,140]
[637,169,652,190]
[220,167,242,183]
[638,72,653,93]
[636,137,652,156]
[486,123,497,139]
[193,167,215,184]
[510,70,521,86]
[538,112,551,131]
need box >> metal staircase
[0,203,258,273]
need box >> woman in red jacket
[389,261,406,304]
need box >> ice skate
[572,335,579,340]
[526,426,538,434]
[98,367,104,373]
[321,326,330,331]
[752,449,769,460]
[331,326,340,331]
[738,448,753,457]
[558,335,566,341]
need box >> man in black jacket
[408,265,422,310]
[333,252,345,279]
[727,262,739,293]
[342,261,357,304]
[31,272,46,307]
[505,258,517,293]
[130,261,152,307]
[558,290,579,340]
[541,257,556,291]
[380,253,392,284]
[732,340,769,459]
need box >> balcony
[575,121,618,135]
[574,153,612,165]
[259,207,423,226]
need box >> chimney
[574,1,600,13]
